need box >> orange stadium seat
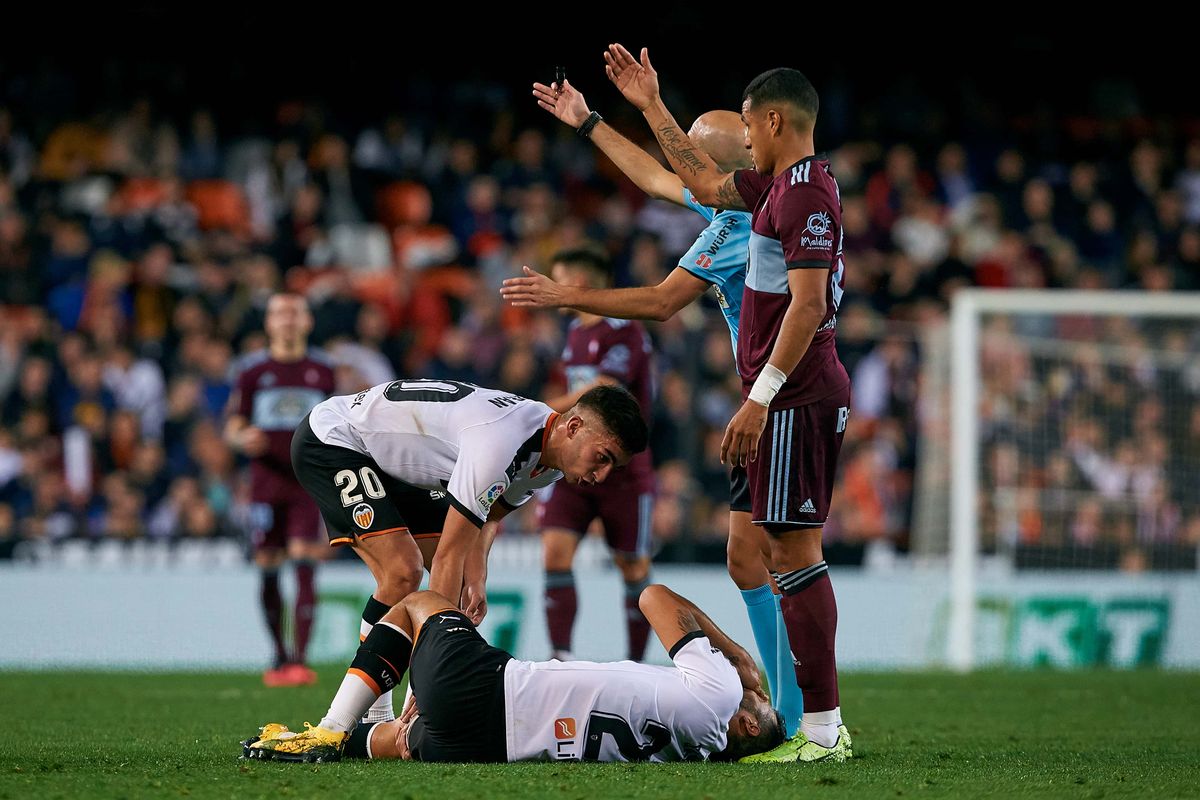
[185,180,250,233]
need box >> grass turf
[2,669,1197,799]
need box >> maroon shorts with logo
[748,385,851,531]
[538,474,655,557]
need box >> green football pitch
[2,669,1197,799]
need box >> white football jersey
[308,379,562,525]
[503,634,742,762]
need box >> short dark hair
[551,245,612,287]
[710,707,786,762]
[742,68,819,125]
[576,384,647,456]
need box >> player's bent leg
[351,718,408,760]
[542,528,581,659]
[353,530,425,605]
[247,594,440,763]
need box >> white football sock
[801,707,843,748]
[319,672,379,733]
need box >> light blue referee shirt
[678,189,751,368]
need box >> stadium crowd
[2,70,1198,567]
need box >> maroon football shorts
[538,475,654,557]
[748,385,851,531]
[249,492,323,551]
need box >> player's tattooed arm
[605,43,741,209]
[656,125,708,177]
[641,585,762,694]
[715,175,749,211]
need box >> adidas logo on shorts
[799,498,816,514]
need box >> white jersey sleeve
[446,421,554,527]
[665,633,743,753]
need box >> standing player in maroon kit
[540,247,656,662]
[226,293,336,687]
[605,45,852,762]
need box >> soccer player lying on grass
[244,584,784,763]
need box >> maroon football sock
[260,568,288,667]
[545,570,577,653]
[776,563,839,713]
[624,578,652,661]
[293,561,317,664]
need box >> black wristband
[577,111,603,139]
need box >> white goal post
[946,289,1200,671]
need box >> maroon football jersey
[561,317,654,484]
[734,155,850,407]
[232,350,336,499]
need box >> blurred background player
[226,293,335,686]
[506,78,804,736]
[538,247,656,662]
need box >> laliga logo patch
[806,211,831,237]
[477,481,506,513]
[554,718,577,740]
[352,502,375,530]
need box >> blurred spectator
[0,61,1196,570]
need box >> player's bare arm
[638,584,764,696]
[459,510,507,624]
[720,268,828,467]
[533,79,684,203]
[604,43,748,211]
[427,506,482,607]
[501,265,707,321]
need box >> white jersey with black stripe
[502,634,742,762]
[307,379,562,525]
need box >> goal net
[915,289,1200,669]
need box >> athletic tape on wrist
[748,364,787,407]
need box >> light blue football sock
[774,593,804,737]
[739,584,779,702]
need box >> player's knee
[254,550,285,569]
[376,563,424,605]
[287,541,325,562]
[726,537,768,588]
[768,527,824,572]
[614,554,650,582]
